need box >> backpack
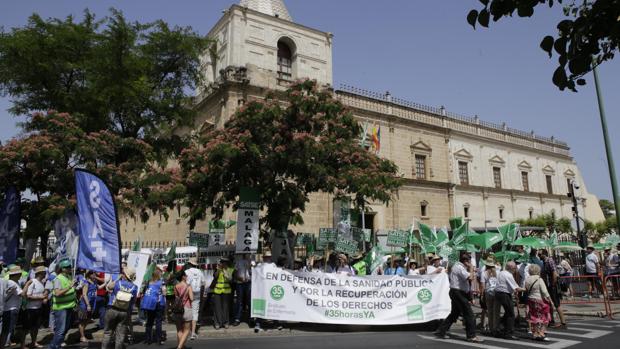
[171,286,189,314]
[112,282,134,311]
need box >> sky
[0,0,618,201]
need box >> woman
[213,258,234,329]
[480,257,498,335]
[22,266,48,349]
[141,268,166,344]
[525,264,552,341]
[174,272,193,349]
[78,271,97,343]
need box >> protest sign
[127,251,151,287]
[236,187,260,253]
[386,230,409,248]
[334,237,359,255]
[317,228,337,250]
[251,264,450,325]
[188,231,209,247]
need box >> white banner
[251,264,451,325]
[127,252,151,287]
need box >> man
[101,267,137,349]
[585,245,603,297]
[184,258,204,339]
[1,265,23,347]
[435,252,483,343]
[49,259,76,349]
[494,261,525,339]
[604,247,619,297]
[384,256,405,276]
[352,254,367,276]
[426,255,445,274]
[212,258,234,330]
[233,254,251,326]
[540,249,567,328]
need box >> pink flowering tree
[179,80,403,233]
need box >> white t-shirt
[185,268,204,294]
[518,263,530,288]
[495,270,519,294]
[26,279,46,309]
[586,252,599,273]
[5,280,23,311]
[408,268,420,276]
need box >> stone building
[120,0,604,246]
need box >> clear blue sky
[1,0,618,201]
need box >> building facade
[120,0,604,246]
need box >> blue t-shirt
[108,279,138,311]
[385,267,406,276]
[140,280,163,311]
[79,280,98,310]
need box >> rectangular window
[546,175,553,194]
[421,203,427,217]
[493,167,502,189]
[458,161,469,185]
[464,206,470,218]
[567,178,573,194]
[529,210,533,219]
[499,208,504,220]
[415,155,427,180]
[521,171,529,192]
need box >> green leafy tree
[467,0,620,91]
[0,9,210,249]
[599,199,616,218]
[179,80,403,232]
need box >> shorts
[191,296,201,321]
[585,272,602,289]
[78,306,91,322]
[24,308,42,330]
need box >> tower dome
[239,0,292,21]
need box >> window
[415,155,427,180]
[567,178,573,194]
[499,208,504,220]
[420,202,428,217]
[277,41,293,80]
[529,209,534,219]
[521,171,529,192]
[546,175,553,194]
[458,161,469,185]
[493,167,502,189]
[464,206,470,218]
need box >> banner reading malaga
[75,170,121,274]
[251,264,451,325]
[0,187,20,264]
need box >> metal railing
[337,84,570,151]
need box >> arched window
[277,40,293,80]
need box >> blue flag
[0,187,20,264]
[75,170,121,274]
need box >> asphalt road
[84,317,619,349]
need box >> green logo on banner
[407,305,424,321]
[252,298,266,316]
[270,285,285,301]
[417,288,432,304]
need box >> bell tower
[201,0,333,91]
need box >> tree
[599,199,616,218]
[0,9,212,158]
[179,80,403,232]
[467,0,620,91]
[514,210,572,233]
[0,9,210,245]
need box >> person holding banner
[101,267,137,349]
[434,252,483,343]
[49,259,77,349]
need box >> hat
[187,257,198,266]
[393,256,403,261]
[34,266,47,274]
[31,256,45,265]
[313,255,324,261]
[294,258,303,263]
[431,255,442,262]
[124,267,136,280]
[426,253,435,260]
[352,253,364,260]
[586,245,595,250]
[409,260,418,266]
[59,259,72,269]
[483,256,496,267]
[263,251,272,258]
[337,254,348,262]
[8,265,22,275]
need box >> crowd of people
[0,241,618,348]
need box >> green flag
[364,246,385,273]
[143,262,156,283]
[166,241,177,262]
[449,217,463,231]
[132,236,142,251]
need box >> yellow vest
[214,267,234,295]
[52,273,77,310]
